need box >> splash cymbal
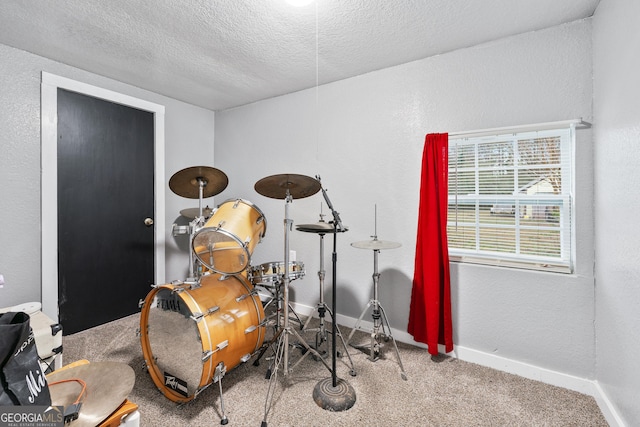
[351,239,401,250]
[180,206,213,219]
[169,166,228,199]
[254,174,321,200]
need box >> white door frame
[41,72,166,322]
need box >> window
[447,125,574,273]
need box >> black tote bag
[0,311,51,405]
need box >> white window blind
[447,125,575,273]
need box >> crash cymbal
[296,221,348,233]
[48,361,135,427]
[254,174,321,200]
[169,166,228,199]
[351,239,401,250]
[180,206,213,219]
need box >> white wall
[0,43,214,308]
[215,20,595,380]
[593,0,640,425]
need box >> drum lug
[138,299,145,309]
[202,340,229,362]
[240,354,251,363]
[236,289,257,302]
[244,325,257,334]
[191,305,219,323]
[136,327,141,337]
[232,199,241,209]
[244,236,251,246]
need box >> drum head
[145,287,208,398]
[192,227,250,274]
[140,275,265,402]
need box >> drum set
[140,166,355,425]
[138,166,359,425]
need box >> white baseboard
[292,302,625,427]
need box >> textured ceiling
[0,0,600,111]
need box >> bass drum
[140,273,265,402]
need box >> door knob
[144,217,154,227]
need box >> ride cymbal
[169,166,228,199]
[254,174,321,200]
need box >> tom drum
[192,199,267,275]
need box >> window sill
[449,254,572,274]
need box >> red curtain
[408,133,453,355]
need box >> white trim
[293,301,624,427]
[40,72,166,322]
[449,118,590,140]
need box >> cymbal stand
[302,227,356,376]
[261,191,332,427]
[346,244,407,380]
[186,177,208,286]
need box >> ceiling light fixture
[285,0,315,7]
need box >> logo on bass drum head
[164,372,188,397]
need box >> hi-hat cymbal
[351,239,402,250]
[180,206,213,219]
[255,174,320,200]
[169,166,228,199]
[48,361,135,427]
[296,221,348,233]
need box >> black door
[57,88,155,335]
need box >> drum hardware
[254,174,335,427]
[190,306,220,322]
[169,166,227,283]
[346,205,407,380]
[192,198,267,275]
[309,175,357,413]
[297,214,356,376]
[213,362,229,425]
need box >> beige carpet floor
[60,313,608,427]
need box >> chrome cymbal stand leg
[346,249,407,380]
[261,193,333,427]
[302,232,356,376]
[187,177,207,284]
[213,362,229,425]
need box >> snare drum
[248,261,305,286]
[139,273,265,403]
[192,199,267,274]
